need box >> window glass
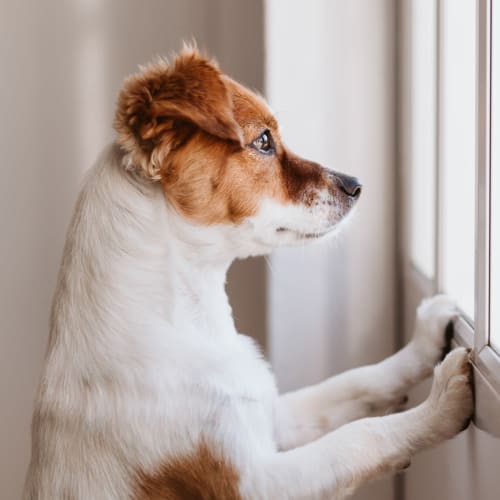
[409,0,437,279]
[439,0,476,320]
[491,0,500,352]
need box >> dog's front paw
[413,295,458,366]
[425,348,474,440]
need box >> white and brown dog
[24,48,473,500]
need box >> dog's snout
[332,172,362,199]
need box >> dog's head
[115,47,361,257]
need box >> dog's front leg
[245,348,473,500]
[275,295,458,450]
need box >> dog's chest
[192,334,279,450]
[181,334,278,431]
[131,333,279,460]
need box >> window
[403,0,500,436]
[439,0,476,320]
[408,0,437,280]
[491,0,500,353]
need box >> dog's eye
[252,130,275,155]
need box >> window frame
[402,0,500,438]
[473,0,500,436]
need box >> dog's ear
[114,48,243,180]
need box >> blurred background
[1,1,498,499]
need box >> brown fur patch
[114,48,349,225]
[161,131,280,224]
[134,441,242,500]
[114,47,242,180]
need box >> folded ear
[114,48,243,179]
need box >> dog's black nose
[334,172,362,199]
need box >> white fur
[24,144,473,500]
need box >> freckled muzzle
[272,164,361,241]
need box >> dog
[24,47,473,500]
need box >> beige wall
[0,2,264,498]
[265,1,397,499]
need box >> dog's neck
[158,189,242,339]
[126,184,239,342]
[162,227,236,339]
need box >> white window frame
[402,0,500,437]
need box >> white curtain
[265,1,397,499]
